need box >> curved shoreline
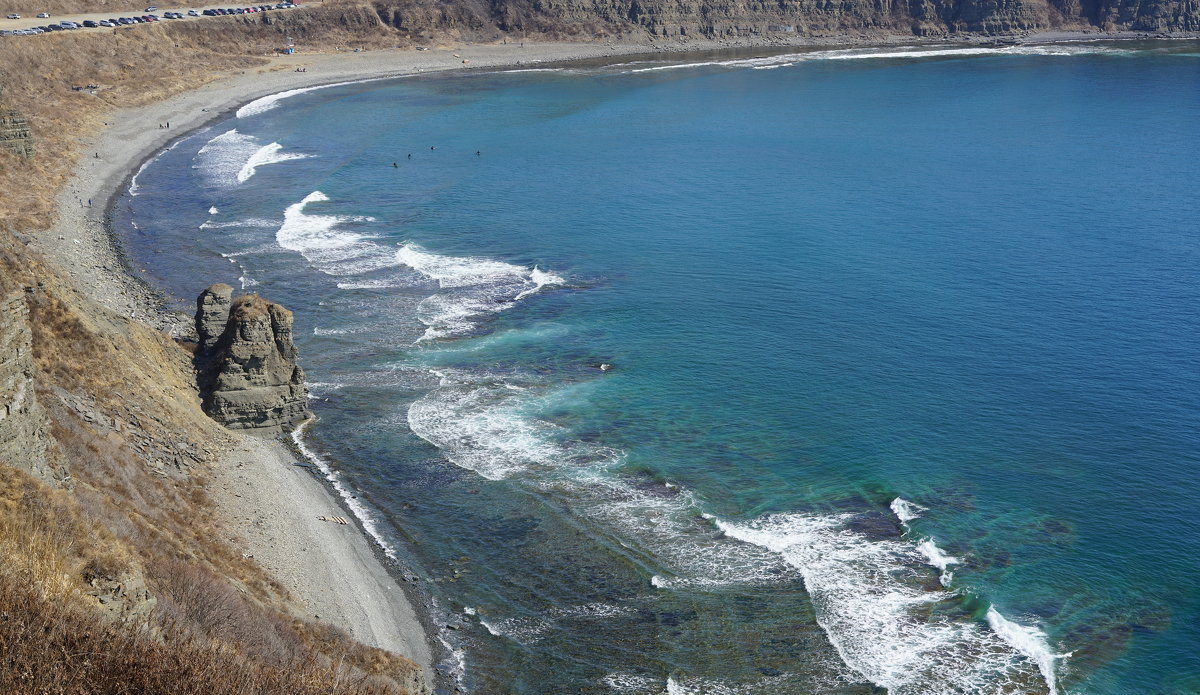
[26,33,1197,694]
[28,41,685,694]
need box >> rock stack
[194,284,311,433]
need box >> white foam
[127,137,184,195]
[718,513,1052,694]
[306,381,346,395]
[891,497,928,524]
[477,615,552,643]
[406,371,569,480]
[336,278,408,290]
[276,191,393,276]
[195,129,261,188]
[515,266,566,300]
[987,607,1070,695]
[202,218,279,231]
[916,539,959,586]
[235,76,396,118]
[128,157,154,196]
[408,371,788,588]
[621,44,1123,74]
[238,274,258,289]
[290,419,400,562]
[237,141,310,183]
[208,206,219,215]
[552,602,635,619]
[602,672,662,693]
[398,243,530,288]
[396,244,564,341]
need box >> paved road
[0,2,313,34]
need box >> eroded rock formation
[367,0,1200,39]
[0,88,34,158]
[194,284,310,433]
[0,290,53,479]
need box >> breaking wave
[237,141,310,183]
[397,244,564,341]
[276,191,392,276]
[290,420,400,562]
[619,44,1128,74]
[406,360,1059,694]
[236,76,395,119]
[718,514,1056,695]
[196,129,308,186]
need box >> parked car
[36,12,49,18]
[188,9,199,15]
[82,19,97,26]
[6,13,20,18]
[98,20,113,26]
[145,6,156,11]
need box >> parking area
[1,1,305,36]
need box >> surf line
[890,497,1070,694]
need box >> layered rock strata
[194,284,311,433]
[369,0,1200,39]
[0,88,34,158]
[0,290,52,478]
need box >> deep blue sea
[118,41,1200,695]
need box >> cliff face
[368,0,1200,37]
[0,107,34,158]
[0,291,53,479]
[195,285,311,433]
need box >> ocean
[117,41,1200,695]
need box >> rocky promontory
[194,284,311,433]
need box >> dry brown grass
[0,566,412,695]
[0,464,421,694]
[0,28,262,230]
[1,220,422,692]
[0,465,132,604]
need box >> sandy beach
[210,433,433,693]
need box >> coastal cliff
[0,290,54,482]
[195,284,311,433]
[0,232,423,693]
[363,0,1200,39]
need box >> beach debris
[317,515,350,525]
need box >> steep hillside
[368,0,1199,38]
[0,229,424,694]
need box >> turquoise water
[119,42,1200,694]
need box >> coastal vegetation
[0,1,1197,692]
[0,228,423,692]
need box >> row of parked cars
[201,4,294,15]
[2,3,298,36]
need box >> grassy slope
[0,229,424,693]
[0,6,434,692]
